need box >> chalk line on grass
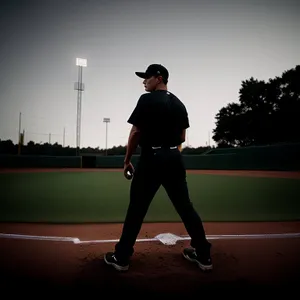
[1,232,300,245]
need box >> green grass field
[1,171,300,223]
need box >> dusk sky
[0,0,299,149]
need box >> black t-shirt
[127,90,190,148]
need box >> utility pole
[63,127,65,147]
[186,129,189,147]
[18,112,22,155]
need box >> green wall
[1,143,299,171]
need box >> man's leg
[161,153,212,270]
[104,158,161,270]
[163,177,211,250]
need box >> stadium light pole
[103,117,110,156]
[74,58,87,156]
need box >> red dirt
[1,167,300,178]
[188,169,300,179]
[0,168,299,295]
[1,221,300,295]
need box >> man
[104,64,212,272]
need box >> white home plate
[154,233,183,245]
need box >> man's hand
[124,161,134,180]
[123,125,140,180]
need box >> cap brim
[135,72,148,79]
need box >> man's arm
[177,129,186,152]
[124,95,146,164]
[180,129,186,143]
[177,102,189,151]
[124,125,141,164]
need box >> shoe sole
[182,252,213,271]
[104,254,129,272]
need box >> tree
[0,139,16,154]
[275,65,300,143]
[212,65,300,147]
[213,103,246,147]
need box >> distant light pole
[186,128,189,147]
[18,112,22,155]
[74,57,87,156]
[63,127,66,147]
[103,118,110,156]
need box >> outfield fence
[0,143,299,171]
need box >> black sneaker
[182,247,213,271]
[104,252,129,272]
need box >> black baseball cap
[135,64,169,80]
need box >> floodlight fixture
[76,58,87,67]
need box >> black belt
[141,145,178,151]
[151,146,178,150]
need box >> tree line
[0,139,213,156]
[0,64,299,155]
[212,64,300,147]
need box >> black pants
[114,147,211,260]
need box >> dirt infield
[0,168,300,295]
[1,221,300,295]
[1,167,300,178]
